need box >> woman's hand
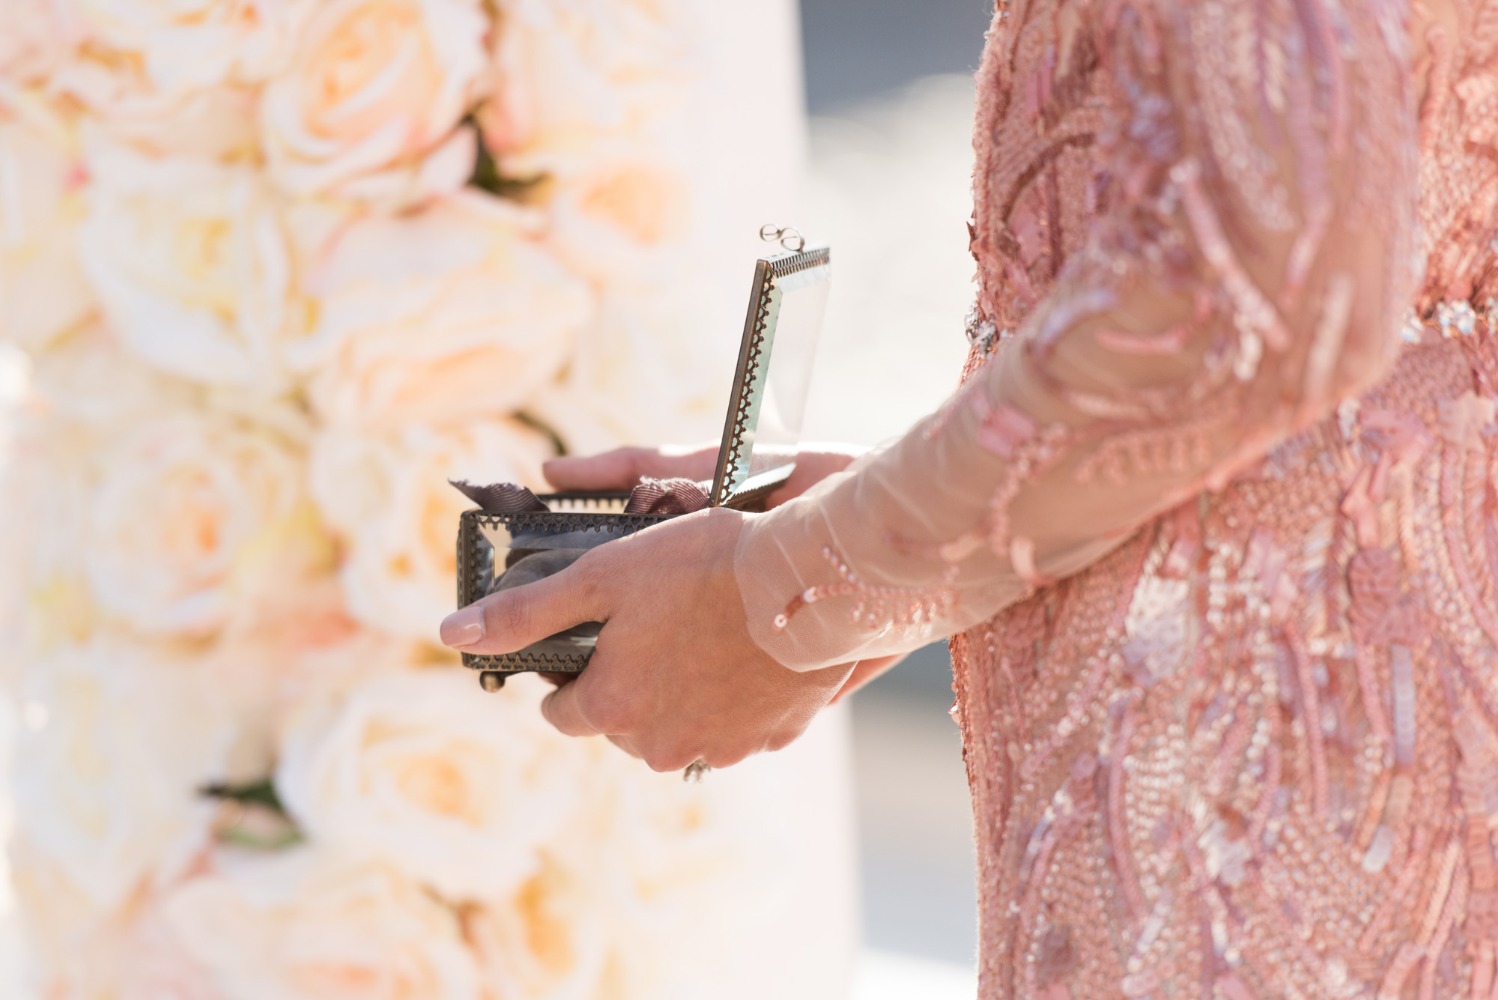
[439,507,853,771]
[542,443,864,508]
[542,443,720,492]
[828,654,907,705]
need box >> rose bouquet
[0,2,855,997]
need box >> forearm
[735,0,1419,672]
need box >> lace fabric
[736,0,1498,995]
[737,0,1421,671]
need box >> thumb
[440,558,609,654]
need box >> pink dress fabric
[734,0,1498,994]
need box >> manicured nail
[440,606,485,648]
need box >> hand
[542,442,882,710]
[439,507,853,771]
[543,443,865,509]
[535,633,899,705]
[542,443,719,492]
[828,653,908,705]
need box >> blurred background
[795,0,993,996]
[0,2,996,996]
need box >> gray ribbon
[449,479,550,514]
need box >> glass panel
[455,240,831,674]
[485,519,604,657]
[713,247,831,506]
[460,511,646,669]
[749,264,828,470]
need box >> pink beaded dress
[732,0,1498,994]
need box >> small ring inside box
[454,235,830,686]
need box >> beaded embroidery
[1402,297,1498,342]
[733,0,1498,996]
[965,306,1008,358]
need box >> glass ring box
[455,231,830,691]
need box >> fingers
[608,734,642,759]
[542,445,715,492]
[643,743,704,773]
[828,654,906,705]
[540,681,603,737]
[542,449,641,491]
[439,557,608,654]
[540,675,803,770]
[540,676,671,768]
[539,671,706,771]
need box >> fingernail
[440,606,485,648]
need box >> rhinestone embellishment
[1401,298,1497,343]
[965,306,1010,356]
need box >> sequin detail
[770,545,959,634]
[950,1,1498,997]
[1402,298,1498,343]
[736,0,1498,995]
[966,306,1010,358]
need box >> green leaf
[202,779,305,851]
[220,821,304,852]
[464,113,547,199]
[201,778,285,812]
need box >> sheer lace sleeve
[735,0,1422,672]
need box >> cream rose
[54,57,260,160]
[308,418,552,640]
[163,851,480,1000]
[295,192,589,428]
[82,409,321,636]
[68,0,292,95]
[8,838,103,992]
[260,0,488,200]
[183,579,378,786]
[1,330,207,657]
[40,0,289,159]
[461,729,855,1000]
[0,0,82,83]
[529,280,724,454]
[480,0,691,159]
[0,114,95,351]
[463,848,611,1000]
[78,138,292,390]
[277,670,585,901]
[21,325,197,427]
[9,847,224,1000]
[1,406,98,661]
[10,637,236,910]
[531,144,693,283]
[504,715,857,1000]
[577,755,753,965]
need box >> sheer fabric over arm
[736,0,1422,672]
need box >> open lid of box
[453,231,830,681]
[710,235,831,509]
